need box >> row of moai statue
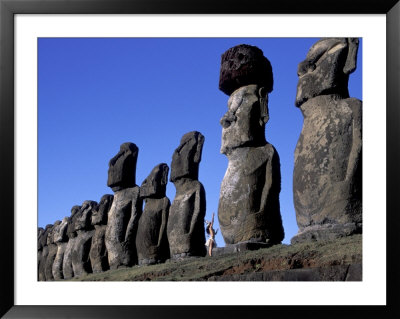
[38,38,362,280]
[37,131,207,280]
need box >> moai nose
[220,112,237,128]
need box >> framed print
[1,0,399,318]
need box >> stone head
[46,221,61,245]
[66,205,81,239]
[53,217,69,243]
[170,131,204,182]
[74,200,97,231]
[140,163,169,198]
[219,44,273,96]
[295,38,359,107]
[107,142,139,192]
[220,84,269,154]
[38,225,51,250]
[91,194,113,226]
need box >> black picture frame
[1,0,399,318]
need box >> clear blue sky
[38,38,362,246]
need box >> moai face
[140,164,169,198]
[53,217,69,243]
[295,38,359,107]
[91,194,113,226]
[75,200,97,231]
[107,143,139,192]
[220,85,269,155]
[66,205,81,239]
[46,221,60,245]
[170,131,204,182]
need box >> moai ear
[161,164,169,186]
[258,87,269,125]
[194,133,205,164]
[343,38,359,75]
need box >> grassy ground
[68,234,361,281]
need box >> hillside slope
[71,234,361,281]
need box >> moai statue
[217,44,284,245]
[62,205,81,279]
[105,143,142,269]
[292,38,362,243]
[71,200,97,277]
[52,217,69,280]
[38,224,52,281]
[136,163,170,265]
[167,131,207,258]
[44,221,61,281]
[89,194,113,273]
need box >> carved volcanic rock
[218,81,284,245]
[38,224,52,281]
[218,145,284,244]
[292,38,362,243]
[170,131,204,182]
[90,194,113,273]
[167,132,206,258]
[71,201,97,277]
[52,217,69,280]
[106,187,142,269]
[106,142,142,269]
[44,221,61,281]
[107,143,139,192]
[136,164,170,265]
[295,38,359,107]
[63,205,81,279]
[219,44,273,96]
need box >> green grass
[68,234,361,281]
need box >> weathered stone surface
[107,143,139,192]
[38,224,52,281]
[71,201,97,277]
[140,163,169,198]
[136,164,170,265]
[52,217,69,280]
[89,194,113,273]
[170,132,205,183]
[105,187,142,269]
[295,38,359,107]
[292,38,362,243]
[62,205,81,279]
[220,85,270,154]
[219,44,273,96]
[167,132,206,258]
[44,221,61,281]
[218,83,284,245]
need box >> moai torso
[292,38,362,243]
[71,200,97,277]
[52,217,69,280]
[62,205,81,279]
[89,194,113,273]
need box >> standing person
[205,213,218,256]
